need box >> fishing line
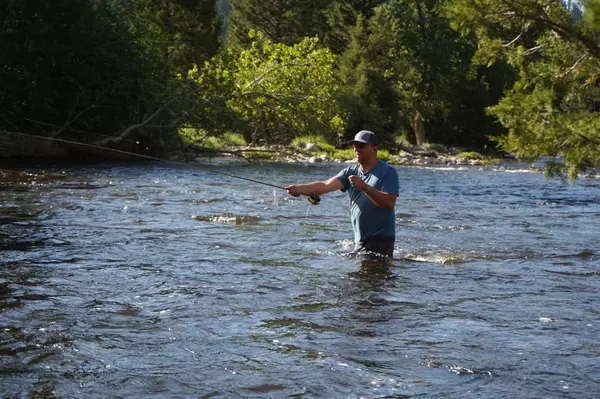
[5,131,321,205]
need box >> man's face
[352,142,377,162]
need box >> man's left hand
[349,175,368,191]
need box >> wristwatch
[363,185,371,194]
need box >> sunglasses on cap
[352,142,367,149]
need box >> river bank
[0,131,547,174]
[177,141,537,172]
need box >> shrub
[422,142,452,153]
[456,151,483,160]
[291,135,335,153]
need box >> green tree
[322,0,388,54]
[126,0,222,74]
[0,0,155,139]
[337,14,402,143]
[227,0,332,49]
[189,33,345,144]
[338,0,506,147]
[447,0,600,178]
[0,0,224,156]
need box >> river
[1,160,599,398]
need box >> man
[286,130,399,257]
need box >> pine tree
[127,0,222,73]
[322,0,388,54]
[337,14,401,142]
[227,0,332,48]
[447,0,600,178]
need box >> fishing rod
[7,132,321,205]
[183,160,321,205]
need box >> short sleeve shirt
[335,160,399,244]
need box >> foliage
[126,0,222,74]
[0,0,148,138]
[244,151,276,160]
[422,142,455,153]
[322,0,389,54]
[291,135,336,152]
[337,13,403,144]
[225,0,387,54]
[386,0,509,147]
[8,0,596,169]
[289,134,357,160]
[456,151,483,159]
[180,129,247,148]
[331,148,357,160]
[447,0,600,179]
[584,0,600,28]
[227,0,331,49]
[394,134,414,149]
[0,0,222,155]
[376,149,393,162]
[221,132,248,146]
[189,33,345,144]
[337,0,506,148]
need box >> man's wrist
[363,185,371,193]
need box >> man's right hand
[285,185,302,197]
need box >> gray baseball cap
[348,130,379,146]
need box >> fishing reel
[307,194,321,205]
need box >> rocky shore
[182,142,503,168]
[293,150,490,167]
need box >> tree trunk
[414,111,425,146]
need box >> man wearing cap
[286,130,399,257]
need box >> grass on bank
[291,135,353,161]
[179,128,248,148]
[181,130,395,162]
[291,135,395,162]
[179,130,501,165]
[456,151,483,160]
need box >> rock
[305,143,319,153]
[309,156,323,163]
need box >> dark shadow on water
[348,252,395,282]
[336,253,411,339]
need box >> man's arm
[364,188,397,210]
[348,175,397,210]
[285,177,343,197]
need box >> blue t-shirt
[335,160,399,244]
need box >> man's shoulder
[338,163,360,174]
[376,160,398,174]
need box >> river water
[1,160,599,398]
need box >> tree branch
[94,99,177,146]
[51,89,108,138]
[243,62,312,90]
[557,52,589,78]
[576,132,600,146]
[524,44,544,55]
